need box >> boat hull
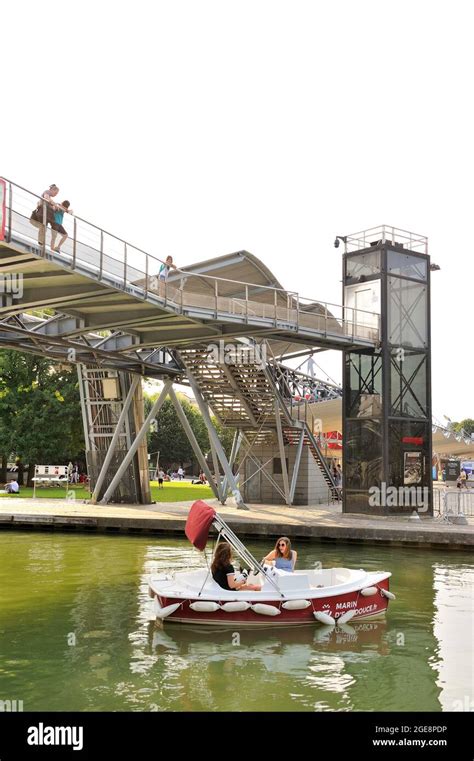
[153,576,391,627]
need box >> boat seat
[276,573,310,593]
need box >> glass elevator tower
[342,227,433,515]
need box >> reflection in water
[146,621,390,712]
[432,564,474,711]
[0,531,472,711]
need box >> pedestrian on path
[158,469,165,489]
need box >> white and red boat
[148,501,395,627]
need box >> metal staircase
[178,340,339,500]
[283,426,339,498]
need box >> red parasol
[185,500,217,551]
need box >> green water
[0,531,472,712]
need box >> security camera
[334,235,346,249]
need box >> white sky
[1,0,471,421]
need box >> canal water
[0,531,472,712]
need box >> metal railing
[1,178,380,344]
[440,488,474,519]
[343,225,428,255]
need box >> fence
[435,487,474,518]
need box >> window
[344,420,382,489]
[346,352,383,418]
[346,251,381,280]
[388,277,427,348]
[387,250,427,281]
[390,351,428,418]
[273,458,288,475]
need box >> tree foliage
[0,349,237,482]
[452,419,474,436]
[145,390,235,469]
[0,351,85,474]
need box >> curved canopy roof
[172,250,341,357]
[170,250,284,299]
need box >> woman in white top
[157,255,177,296]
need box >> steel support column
[289,429,305,504]
[100,380,172,504]
[209,439,224,502]
[187,371,248,509]
[90,375,139,503]
[221,430,242,499]
[275,401,291,505]
[77,364,92,454]
[168,386,220,501]
[131,377,152,504]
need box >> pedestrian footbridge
[0,179,379,377]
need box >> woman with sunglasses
[263,537,297,572]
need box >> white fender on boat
[381,589,396,600]
[251,603,281,617]
[314,611,336,626]
[361,586,378,597]
[155,602,181,620]
[337,609,357,625]
[220,601,251,613]
[190,601,221,613]
[282,599,311,611]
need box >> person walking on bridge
[156,255,177,297]
[30,184,59,247]
[51,200,73,252]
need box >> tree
[452,419,474,437]
[146,394,209,469]
[0,350,85,484]
[144,389,236,471]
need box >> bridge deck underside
[0,231,377,377]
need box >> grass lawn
[150,480,214,502]
[0,485,91,500]
[0,481,214,503]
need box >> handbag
[30,205,44,224]
[30,203,54,225]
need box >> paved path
[0,497,472,550]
